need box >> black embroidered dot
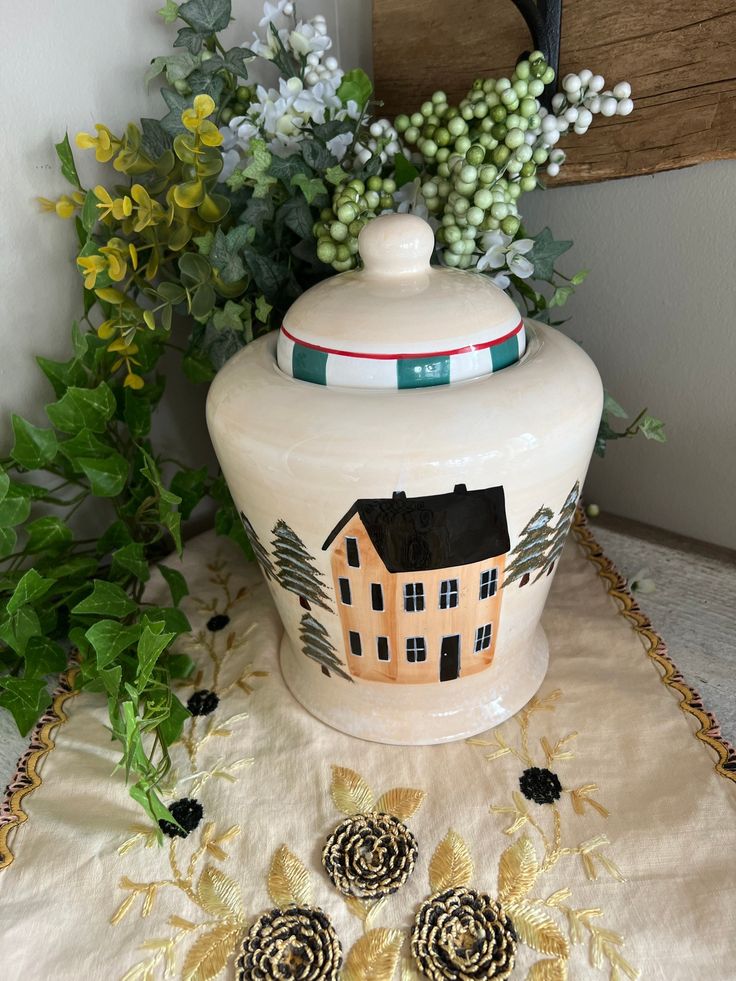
[519,766,562,805]
[207,613,230,632]
[159,797,203,838]
[187,689,219,716]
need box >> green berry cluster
[314,176,397,271]
[394,53,555,268]
[220,85,255,125]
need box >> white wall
[521,161,736,549]
[2,2,733,547]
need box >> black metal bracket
[510,0,563,108]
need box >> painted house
[322,485,510,684]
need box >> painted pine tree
[299,613,352,681]
[271,519,333,612]
[535,481,580,581]
[240,511,276,581]
[502,506,555,588]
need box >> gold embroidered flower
[237,906,342,981]
[322,812,417,899]
[411,887,517,981]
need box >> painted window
[406,637,427,663]
[339,577,352,605]
[377,636,390,661]
[479,568,498,599]
[474,623,493,652]
[404,582,425,612]
[439,578,459,609]
[349,630,362,656]
[346,537,360,568]
[371,583,384,611]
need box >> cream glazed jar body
[206,214,603,744]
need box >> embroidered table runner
[1,518,735,981]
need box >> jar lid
[277,213,525,389]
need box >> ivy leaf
[638,414,666,443]
[0,486,32,528]
[0,607,42,656]
[337,68,373,109]
[209,228,246,284]
[278,194,315,238]
[227,139,276,198]
[0,526,17,559]
[268,154,311,187]
[255,295,272,324]
[145,52,199,86]
[239,195,274,235]
[301,140,336,173]
[124,389,152,439]
[77,453,129,497]
[25,516,73,554]
[527,228,573,282]
[0,677,51,736]
[72,580,138,619]
[85,620,142,669]
[24,636,68,677]
[111,543,150,583]
[178,0,231,33]
[325,164,348,186]
[394,152,419,189]
[222,46,253,78]
[603,393,628,418]
[242,247,288,299]
[157,0,180,23]
[37,353,87,398]
[136,622,177,690]
[10,415,58,469]
[140,450,183,553]
[212,300,247,333]
[55,133,81,189]
[140,117,173,159]
[146,606,191,636]
[173,26,208,55]
[46,383,116,434]
[58,429,113,468]
[159,87,191,136]
[170,466,208,519]
[157,691,190,744]
[290,173,327,205]
[7,569,55,615]
[158,565,189,606]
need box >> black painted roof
[322,484,509,573]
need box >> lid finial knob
[358,213,435,276]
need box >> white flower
[476,231,534,282]
[326,131,353,161]
[258,0,293,27]
[289,20,332,57]
[219,125,242,181]
[249,26,289,60]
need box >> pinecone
[322,813,417,899]
[237,906,342,981]
[519,766,562,804]
[158,798,203,839]
[411,887,517,981]
[187,689,219,716]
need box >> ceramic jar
[206,213,603,744]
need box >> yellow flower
[76,124,119,163]
[99,238,129,282]
[181,93,223,147]
[124,372,145,390]
[97,320,117,340]
[107,338,140,355]
[130,183,163,232]
[38,192,85,219]
[77,254,107,290]
[94,185,133,221]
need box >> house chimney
[392,491,407,500]
[453,483,467,494]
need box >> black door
[440,635,460,682]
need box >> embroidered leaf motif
[181,922,241,981]
[197,865,243,919]
[526,958,569,980]
[375,787,426,821]
[330,765,374,815]
[497,836,539,904]
[505,900,569,958]
[110,892,136,925]
[428,830,473,893]
[401,957,424,981]
[343,927,403,981]
[268,845,312,908]
[344,895,388,927]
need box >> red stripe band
[280,321,524,361]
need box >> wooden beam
[372,0,736,185]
